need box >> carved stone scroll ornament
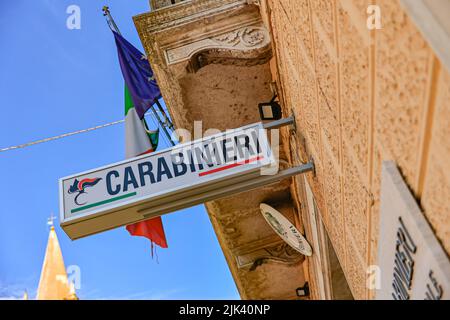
[164,25,271,71]
[212,27,267,47]
[235,242,305,270]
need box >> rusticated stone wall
[263,0,450,299]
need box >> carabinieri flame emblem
[68,178,102,206]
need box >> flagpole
[102,5,176,147]
[103,6,169,253]
[155,99,175,132]
[102,6,121,35]
[150,104,175,146]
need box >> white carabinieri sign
[60,122,274,239]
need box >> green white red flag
[113,29,168,252]
[124,86,168,251]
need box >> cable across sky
[0,112,167,153]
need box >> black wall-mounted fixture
[296,282,310,298]
[258,94,282,121]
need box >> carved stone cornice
[165,24,270,67]
[136,0,249,33]
[134,0,271,70]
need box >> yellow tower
[36,215,78,300]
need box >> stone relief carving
[212,27,267,47]
[165,25,271,67]
[235,242,304,269]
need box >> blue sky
[0,0,238,299]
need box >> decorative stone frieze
[165,23,271,71]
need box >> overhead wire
[1,8,177,154]
[0,112,161,153]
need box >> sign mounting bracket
[139,160,315,219]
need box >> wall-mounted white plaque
[260,203,312,256]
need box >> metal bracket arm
[140,160,315,219]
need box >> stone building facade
[134,0,450,299]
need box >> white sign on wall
[260,203,312,256]
[376,161,450,300]
[60,122,274,240]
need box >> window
[302,177,353,300]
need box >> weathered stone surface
[338,1,370,175]
[342,141,369,260]
[237,261,305,299]
[319,91,340,167]
[312,0,335,46]
[283,0,314,65]
[368,144,382,270]
[421,69,450,253]
[375,0,432,191]
[271,1,321,156]
[345,232,367,299]
[179,63,271,132]
[210,182,293,249]
[321,152,345,264]
[150,0,174,10]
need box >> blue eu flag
[113,31,161,119]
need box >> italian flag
[124,86,159,157]
[124,86,168,250]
